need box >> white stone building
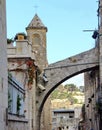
[7,14,52,130]
[52,108,81,130]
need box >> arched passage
[36,47,99,130]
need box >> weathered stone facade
[2,0,102,130]
[7,14,52,130]
[37,48,98,112]
[8,114,28,130]
[0,0,8,130]
[52,108,81,130]
[42,97,52,130]
[84,70,99,130]
[7,35,35,130]
[26,14,51,130]
[83,1,102,130]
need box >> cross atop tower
[34,5,39,13]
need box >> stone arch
[40,65,98,111]
[37,47,99,113]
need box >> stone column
[0,0,8,130]
[99,0,102,130]
[99,0,102,83]
[99,1,102,96]
[36,110,41,130]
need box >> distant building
[52,108,81,130]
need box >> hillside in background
[51,84,84,109]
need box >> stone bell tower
[26,14,48,71]
[26,14,51,130]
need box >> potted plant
[7,38,14,44]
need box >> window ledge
[8,113,28,123]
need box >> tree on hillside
[67,93,78,105]
[64,84,79,92]
[57,84,64,92]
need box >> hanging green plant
[16,95,21,115]
[8,91,12,112]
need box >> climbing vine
[26,60,36,88]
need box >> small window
[8,76,25,116]
[69,113,74,118]
[32,34,41,49]
[66,126,69,129]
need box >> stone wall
[84,70,99,130]
[0,0,8,130]
[8,114,28,130]
[26,16,52,130]
[43,97,52,130]
[7,37,37,130]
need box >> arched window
[32,34,41,49]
